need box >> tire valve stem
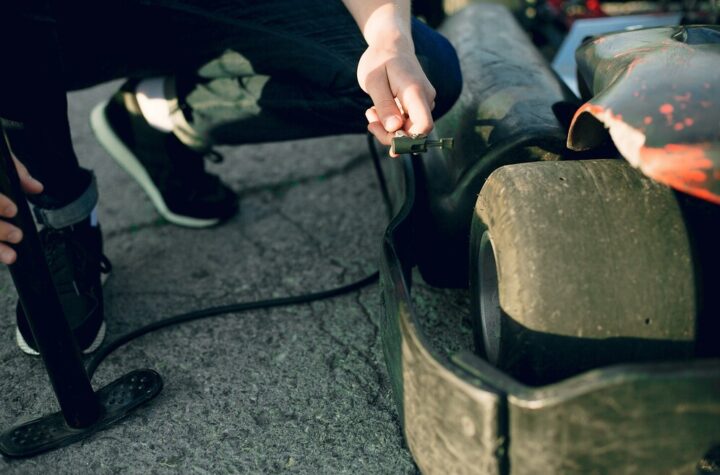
[390,132,454,155]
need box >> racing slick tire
[469,159,697,384]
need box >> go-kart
[378,3,720,473]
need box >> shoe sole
[16,322,107,357]
[16,272,112,357]
[90,101,220,229]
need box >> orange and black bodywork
[568,26,720,204]
[377,5,720,473]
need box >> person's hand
[0,157,43,264]
[358,37,436,157]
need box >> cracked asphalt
[0,81,440,474]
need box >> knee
[412,20,463,120]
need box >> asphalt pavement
[0,81,440,474]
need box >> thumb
[13,157,43,195]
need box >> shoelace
[41,228,111,296]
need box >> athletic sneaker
[15,222,111,356]
[90,82,238,228]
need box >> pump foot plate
[0,369,163,458]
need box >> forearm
[341,0,413,50]
[343,1,436,148]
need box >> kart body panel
[568,26,720,204]
[551,13,682,95]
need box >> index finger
[399,85,433,136]
[365,70,404,132]
[0,194,17,218]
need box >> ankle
[135,77,174,132]
[32,174,99,231]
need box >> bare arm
[342,0,436,154]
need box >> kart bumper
[378,155,720,474]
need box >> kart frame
[377,4,720,473]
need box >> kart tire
[469,159,697,384]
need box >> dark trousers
[3,0,462,209]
